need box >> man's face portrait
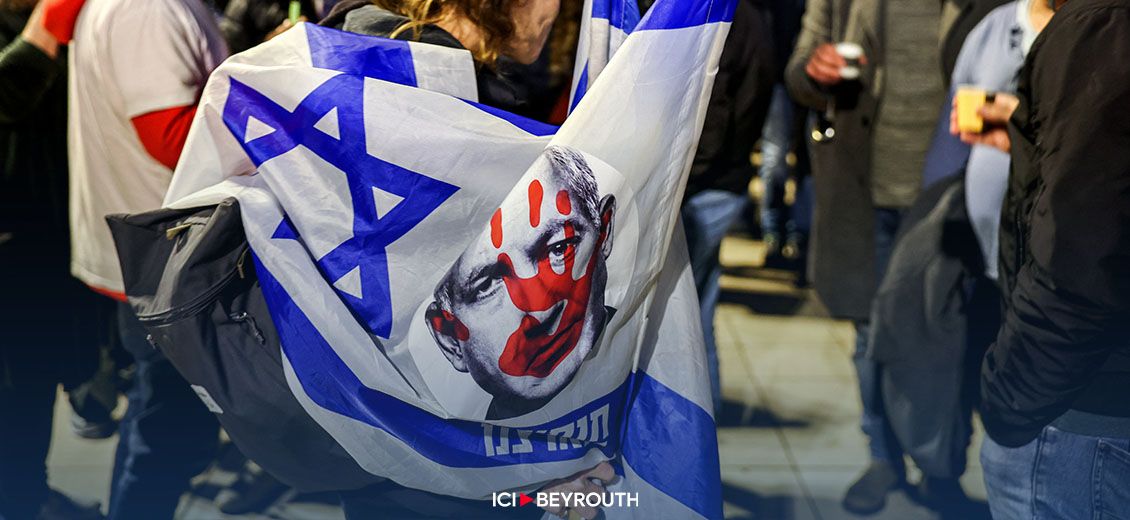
[426,146,616,419]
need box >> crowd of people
[0,0,1127,518]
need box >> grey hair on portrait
[430,146,603,312]
[543,146,600,225]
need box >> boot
[841,459,903,515]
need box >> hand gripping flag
[164,0,737,518]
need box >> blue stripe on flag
[306,24,419,87]
[304,24,554,138]
[570,64,589,112]
[462,100,559,136]
[225,75,459,339]
[623,373,722,519]
[636,0,737,31]
[592,0,610,18]
[592,0,642,33]
[255,255,626,468]
[256,254,721,514]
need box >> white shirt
[68,0,228,294]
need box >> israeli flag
[568,0,642,112]
[166,0,736,518]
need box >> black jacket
[869,174,999,477]
[685,0,775,198]
[0,10,68,237]
[982,0,1130,447]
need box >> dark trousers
[853,208,904,463]
[108,303,219,520]
[0,343,57,519]
[0,232,102,518]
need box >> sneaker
[782,232,807,261]
[38,489,103,520]
[841,460,903,515]
[782,232,809,287]
[70,413,118,440]
[763,233,785,267]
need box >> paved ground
[45,234,990,519]
[712,236,988,520]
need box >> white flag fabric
[568,0,641,112]
[165,1,736,518]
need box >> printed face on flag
[426,146,617,419]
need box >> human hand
[950,92,1019,153]
[21,1,59,59]
[805,43,866,87]
[538,461,616,519]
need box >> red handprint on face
[424,146,615,417]
[492,182,606,378]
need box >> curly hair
[370,0,519,66]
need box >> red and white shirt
[67,0,228,297]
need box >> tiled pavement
[44,235,990,519]
[712,235,989,520]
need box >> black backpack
[107,198,381,493]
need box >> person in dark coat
[681,0,775,415]
[0,1,104,518]
[785,0,947,512]
[953,0,1130,515]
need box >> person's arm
[784,0,836,111]
[108,4,224,170]
[980,7,1130,447]
[689,0,752,180]
[731,5,776,162]
[0,2,61,124]
[923,12,998,186]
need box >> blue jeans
[854,208,904,463]
[682,190,749,414]
[982,425,1130,519]
[109,303,219,520]
[758,84,812,238]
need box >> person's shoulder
[1035,0,1130,63]
[965,0,1018,42]
[337,4,408,37]
[1029,0,1130,106]
[1051,0,1130,29]
[983,0,1020,26]
[101,0,197,26]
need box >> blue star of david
[222,74,458,339]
